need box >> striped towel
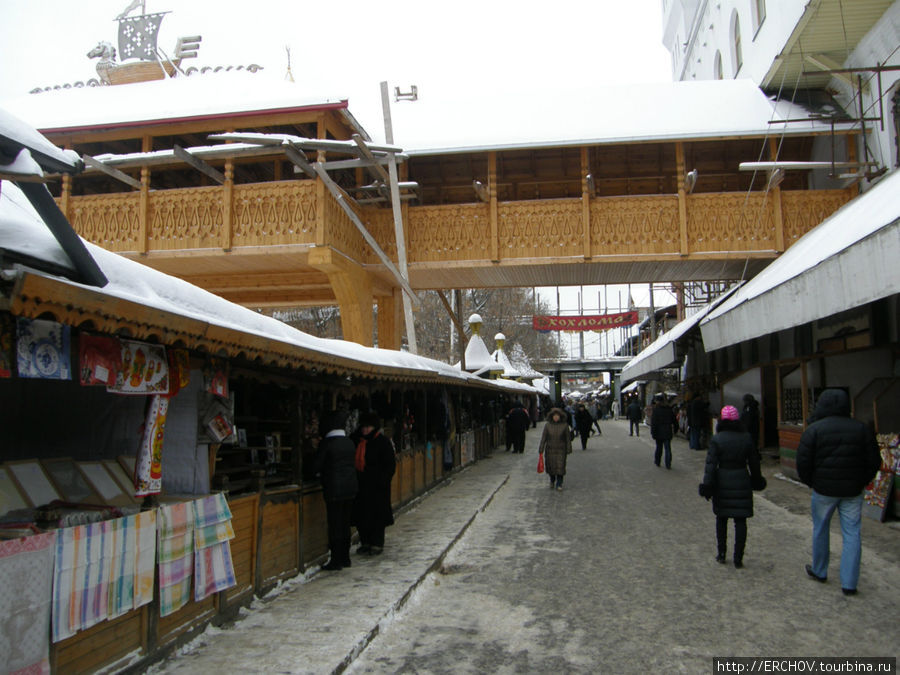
[107,515,136,619]
[192,493,236,601]
[0,531,57,675]
[157,502,194,617]
[51,521,113,642]
[133,510,156,609]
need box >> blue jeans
[689,426,701,449]
[810,491,863,590]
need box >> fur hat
[359,410,381,429]
[720,405,740,421]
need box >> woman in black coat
[351,411,397,556]
[699,405,765,568]
[650,394,677,469]
[314,410,358,571]
[574,403,595,451]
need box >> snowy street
[150,420,899,674]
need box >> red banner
[532,311,639,332]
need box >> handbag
[537,452,544,473]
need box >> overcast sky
[0,0,675,357]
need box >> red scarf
[355,438,367,471]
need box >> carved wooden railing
[63,182,852,265]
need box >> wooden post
[138,135,151,254]
[675,142,689,256]
[316,115,327,246]
[222,158,234,251]
[60,172,71,221]
[489,151,499,262]
[769,138,785,252]
[775,363,783,425]
[846,134,860,198]
[581,147,591,260]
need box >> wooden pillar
[315,115,327,246]
[489,151,498,262]
[846,134,860,198]
[675,142,689,256]
[377,289,403,350]
[60,172,71,221]
[769,138,785,252]
[581,147,591,260]
[222,158,234,251]
[309,247,374,347]
[138,135,152,254]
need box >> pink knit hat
[721,405,740,421]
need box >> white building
[662,0,900,177]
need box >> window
[752,0,766,32]
[714,51,723,80]
[731,10,743,76]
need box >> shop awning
[620,286,740,383]
[621,380,644,393]
[700,170,900,351]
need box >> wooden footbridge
[32,82,858,349]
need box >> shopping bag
[537,453,544,473]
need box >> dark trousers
[629,419,640,436]
[654,438,672,468]
[326,498,354,565]
[578,429,591,450]
[716,516,747,562]
[510,431,526,454]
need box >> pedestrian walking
[574,403,594,451]
[351,411,397,556]
[796,389,881,595]
[626,397,643,437]
[539,407,572,490]
[741,393,761,450]
[688,392,710,450]
[610,398,620,420]
[589,399,603,434]
[698,405,765,568]
[505,401,531,454]
[650,394,677,469]
[314,410,358,571]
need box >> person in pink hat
[698,405,766,568]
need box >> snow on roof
[0,108,81,173]
[0,179,530,388]
[491,347,522,379]
[388,79,853,155]
[700,168,900,350]
[1,71,352,134]
[464,334,498,372]
[3,77,851,159]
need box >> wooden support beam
[675,142,689,256]
[768,138,785,253]
[82,154,142,189]
[308,246,373,347]
[173,144,225,184]
[436,290,467,348]
[222,159,234,251]
[489,152,498,263]
[581,147,591,260]
[312,161,419,307]
[352,134,390,184]
[284,145,316,178]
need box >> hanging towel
[16,317,71,380]
[157,502,194,617]
[192,493,236,602]
[107,515,136,619]
[107,339,169,395]
[51,521,113,642]
[134,395,169,497]
[0,532,57,675]
[133,510,156,610]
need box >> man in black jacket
[314,410,358,571]
[625,397,643,437]
[796,389,881,596]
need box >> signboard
[532,311,639,332]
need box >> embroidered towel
[157,502,194,617]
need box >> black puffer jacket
[796,389,880,497]
[314,431,358,502]
[703,421,762,518]
[650,402,677,440]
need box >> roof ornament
[84,2,202,86]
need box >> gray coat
[539,408,572,476]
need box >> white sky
[0,0,675,359]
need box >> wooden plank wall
[257,490,300,587]
[52,608,145,674]
[223,494,259,606]
[301,489,328,566]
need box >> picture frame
[6,460,61,508]
[103,459,137,502]
[42,457,99,504]
[0,465,29,516]
[78,461,132,507]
